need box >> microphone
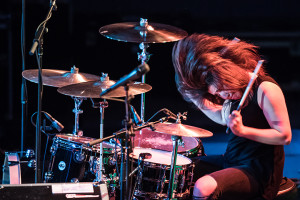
[163,108,177,120]
[139,153,152,159]
[100,63,150,97]
[43,112,64,132]
[130,105,142,125]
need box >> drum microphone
[43,112,64,132]
[100,63,150,97]
[130,105,143,125]
[163,108,177,120]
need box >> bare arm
[190,97,230,126]
[228,81,292,145]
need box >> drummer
[172,34,292,200]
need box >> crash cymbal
[57,79,152,98]
[22,66,100,87]
[99,19,188,43]
[150,122,213,138]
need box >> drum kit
[22,18,213,200]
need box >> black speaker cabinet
[0,182,109,200]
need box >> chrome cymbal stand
[137,18,151,123]
[72,97,84,136]
[93,99,108,182]
[166,113,187,200]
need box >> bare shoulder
[257,81,285,108]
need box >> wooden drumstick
[226,60,264,133]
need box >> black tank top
[224,75,284,200]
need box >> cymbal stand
[166,113,187,200]
[72,97,84,136]
[119,84,134,200]
[166,135,181,200]
[91,99,109,183]
[137,18,151,123]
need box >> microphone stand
[120,84,134,200]
[28,0,57,183]
[21,0,27,158]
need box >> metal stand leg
[166,135,181,200]
[137,18,151,122]
[94,100,108,182]
[72,97,84,136]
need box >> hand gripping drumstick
[226,60,264,133]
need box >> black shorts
[192,155,262,200]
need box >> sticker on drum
[130,147,194,199]
[133,128,203,157]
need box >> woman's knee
[193,175,218,197]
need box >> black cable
[146,108,165,122]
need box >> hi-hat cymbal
[149,122,213,138]
[57,80,152,98]
[22,67,100,87]
[99,20,188,43]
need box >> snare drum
[130,147,194,199]
[134,128,204,157]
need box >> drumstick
[226,60,264,133]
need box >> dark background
[0,0,300,181]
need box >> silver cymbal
[57,80,152,98]
[150,122,213,138]
[99,20,188,43]
[22,66,100,87]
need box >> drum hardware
[74,147,86,163]
[99,18,188,123]
[72,97,85,136]
[87,117,169,147]
[88,117,169,200]
[129,152,152,200]
[22,66,100,182]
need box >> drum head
[130,147,191,166]
[55,134,118,149]
[55,134,94,144]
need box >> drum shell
[130,148,194,199]
[47,147,87,183]
[46,134,95,183]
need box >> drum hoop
[177,138,202,154]
[131,147,192,166]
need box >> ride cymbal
[99,19,188,43]
[22,66,100,87]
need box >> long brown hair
[172,33,266,106]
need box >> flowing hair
[172,33,266,107]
